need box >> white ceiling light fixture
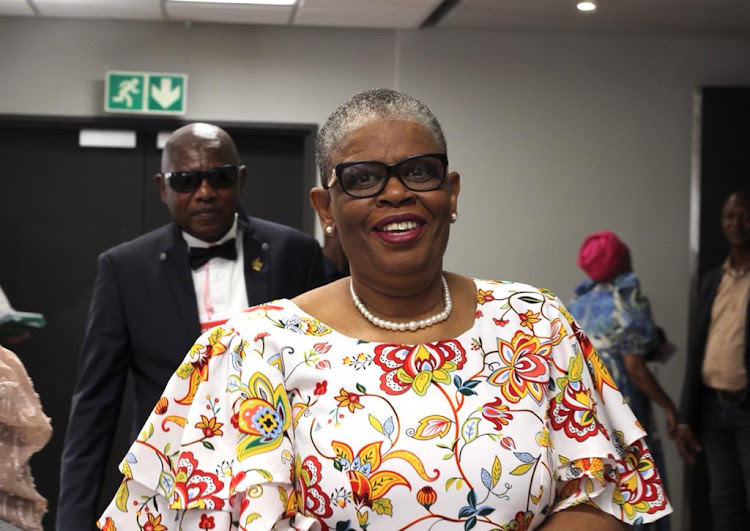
[170,0,296,5]
[577,1,597,12]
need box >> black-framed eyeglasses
[326,153,448,198]
[162,165,240,193]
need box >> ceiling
[1,0,749,38]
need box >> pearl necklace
[349,276,452,332]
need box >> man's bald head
[156,123,246,242]
[162,123,241,172]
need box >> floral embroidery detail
[154,396,168,415]
[332,441,411,512]
[416,486,437,510]
[195,415,224,438]
[482,398,514,430]
[549,353,607,442]
[143,512,167,531]
[174,327,230,405]
[171,452,225,510]
[314,380,328,395]
[279,315,332,336]
[518,310,541,331]
[335,389,364,413]
[488,332,551,404]
[477,289,495,304]
[234,372,291,461]
[373,341,467,396]
[614,439,670,518]
[293,455,333,524]
[198,513,216,529]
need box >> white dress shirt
[182,214,249,333]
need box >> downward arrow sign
[151,78,181,109]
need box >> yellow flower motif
[519,310,541,330]
[195,415,224,438]
[145,512,167,531]
[335,389,364,413]
[477,289,495,305]
[357,509,369,527]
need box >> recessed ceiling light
[577,1,597,12]
[169,0,296,5]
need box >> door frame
[0,114,320,235]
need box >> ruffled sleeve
[612,273,659,356]
[97,311,308,531]
[546,297,672,525]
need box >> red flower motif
[296,455,333,522]
[475,310,483,318]
[482,397,514,430]
[549,380,607,442]
[198,514,215,529]
[253,331,270,342]
[373,340,467,396]
[500,436,516,450]
[315,359,331,370]
[493,318,509,327]
[314,381,328,396]
[229,470,246,495]
[172,452,225,510]
[617,439,670,515]
[313,342,331,354]
[488,331,551,404]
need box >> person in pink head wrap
[577,230,631,282]
[568,231,682,531]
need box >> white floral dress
[98,279,672,530]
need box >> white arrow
[151,78,181,109]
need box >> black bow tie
[189,239,237,270]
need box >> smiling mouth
[376,220,422,233]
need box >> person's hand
[663,405,678,440]
[674,423,701,466]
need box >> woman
[567,231,678,530]
[98,90,671,530]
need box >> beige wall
[3,15,750,528]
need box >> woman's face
[315,118,460,284]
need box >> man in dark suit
[677,190,750,529]
[57,123,326,530]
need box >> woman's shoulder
[473,277,559,299]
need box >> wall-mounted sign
[105,71,187,115]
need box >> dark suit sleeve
[678,270,717,428]
[58,253,131,531]
[304,239,328,290]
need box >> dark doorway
[697,87,750,277]
[686,87,750,531]
[0,116,317,529]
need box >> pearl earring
[451,212,458,222]
[325,225,334,235]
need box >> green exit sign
[105,71,188,115]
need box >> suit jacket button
[261,242,270,251]
[159,252,167,261]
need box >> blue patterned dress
[568,272,670,530]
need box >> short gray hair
[316,88,447,182]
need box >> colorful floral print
[98,279,671,530]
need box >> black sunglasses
[162,165,240,193]
[326,153,448,198]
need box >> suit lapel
[160,224,201,336]
[240,215,271,305]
